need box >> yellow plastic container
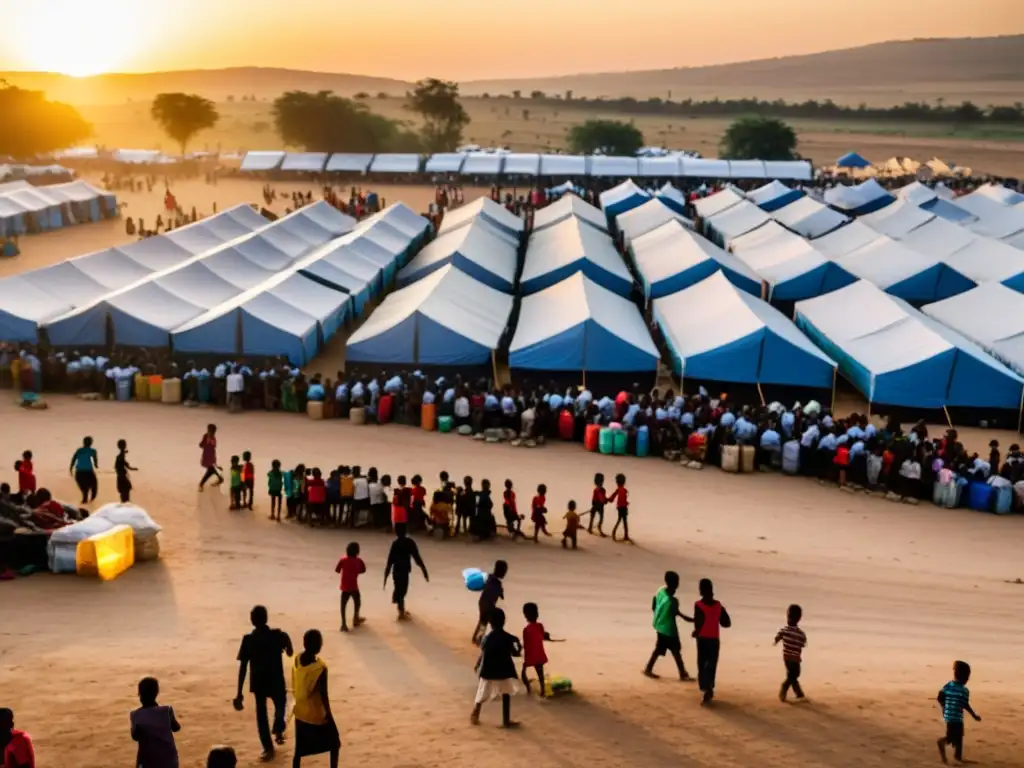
[134,373,148,401]
[161,378,182,404]
[148,375,163,400]
[76,524,135,580]
[308,401,324,420]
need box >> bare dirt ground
[3,395,1024,768]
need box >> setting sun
[8,0,149,76]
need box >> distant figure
[383,523,429,620]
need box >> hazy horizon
[0,0,1020,81]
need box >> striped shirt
[939,681,970,723]
[775,625,807,661]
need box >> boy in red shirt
[520,602,563,697]
[392,475,411,528]
[410,474,427,530]
[502,479,523,539]
[1,707,35,768]
[693,578,732,705]
[587,472,607,536]
[306,468,327,526]
[242,451,255,510]
[608,473,631,542]
[335,542,366,631]
[531,484,551,543]
[17,451,36,497]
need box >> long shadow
[340,622,428,694]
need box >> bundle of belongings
[47,503,162,574]
[1,492,88,576]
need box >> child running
[17,451,35,497]
[114,439,137,503]
[521,602,563,697]
[588,472,607,536]
[229,456,243,510]
[937,660,981,764]
[130,676,181,768]
[471,608,522,728]
[693,578,731,705]
[643,570,693,681]
[531,484,551,542]
[502,479,524,539]
[335,542,366,632]
[242,451,255,510]
[267,460,283,521]
[608,473,631,542]
[472,559,507,645]
[562,500,581,549]
[774,604,808,702]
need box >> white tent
[681,158,730,178]
[532,194,608,233]
[615,197,693,245]
[397,218,517,292]
[858,200,935,238]
[424,153,467,173]
[369,154,421,173]
[281,153,328,172]
[693,187,745,219]
[325,153,373,173]
[746,180,803,210]
[599,179,650,217]
[521,217,632,296]
[461,152,503,175]
[832,236,975,303]
[705,200,772,245]
[357,202,430,242]
[727,160,767,179]
[897,217,978,259]
[656,183,687,214]
[771,196,850,238]
[763,160,813,181]
[0,275,76,342]
[973,183,1024,207]
[540,154,587,176]
[824,179,894,214]
[923,283,1024,376]
[957,192,1024,239]
[240,151,286,172]
[438,196,524,240]
[638,156,681,177]
[589,156,640,177]
[503,153,541,176]
[939,237,1024,292]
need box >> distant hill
[0,67,413,106]
[464,36,1024,105]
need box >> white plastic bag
[92,503,162,537]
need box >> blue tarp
[836,152,871,169]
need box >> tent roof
[657,183,686,206]
[897,181,940,206]
[763,160,813,181]
[897,217,978,259]
[771,196,849,238]
[824,179,893,212]
[957,192,1024,238]
[693,187,745,218]
[727,160,767,179]
[503,153,541,175]
[0,274,74,328]
[681,158,730,178]
[359,202,429,240]
[398,218,517,288]
[522,217,632,286]
[281,152,328,172]
[729,223,832,289]
[836,151,871,168]
[462,152,503,175]
[941,236,1024,285]
[241,151,285,171]
[590,156,640,177]
[631,219,761,288]
[707,200,772,243]
[439,196,525,236]
[923,283,1024,375]
[540,154,587,176]
[424,153,467,173]
[509,272,658,364]
[599,179,649,210]
[638,156,681,177]
[859,199,935,238]
[532,194,608,232]
[746,180,796,206]
[369,154,422,173]
[834,235,944,291]
[325,153,373,173]
[974,183,1024,207]
[616,198,692,244]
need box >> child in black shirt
[471,608,522,728]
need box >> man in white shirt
[226,367,245,413]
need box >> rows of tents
[0,180,119,237]
[0,202,430,365]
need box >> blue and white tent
[747,180,804,212]
[958,191,1024,241]
[346,265,513,367]
[532,194,608,233]
[44,180,118,222]
[897,217,978,259]
[730,221,855,301]
[438,196,524,242]
[0,275,74,342]
[653,271,835,387]
[509,273,658,375]
[359,202,431,245]
[693,187,745,219]
[920,196,979,224]
[295,240,377,317]
[630,220,761,300]
[923,283,1024,377]
[771,196,850,238]
[809,220,880,258]
[655,183,688,215]
[824,179,894,215]
[972,183,1024,207]
[615,197,694,246]
[337,227,408,285]
[704,200,772,246]
[835,152,872,169]
[858,200,935,238]
[0,186,63,230]
[397,217,516,292]
[795,280,1024,409]
[0,196,27,236]
[896,182,977,224]
[832,235,975,303]
[938,237,1024,293]
[599,179,651,219]
[521,217,633,296]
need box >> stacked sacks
[47,503,162,572]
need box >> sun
[12,0,147,76]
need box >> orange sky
[0,0,1020,80]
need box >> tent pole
[756,382,766,408]
[491,351,499,389]
[582,369,587,391]
[831,368,837,414]
[942,405,953,430]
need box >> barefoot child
[267,460,283,521]
[242,451,255,510]
[562,500,581,549]
[502,479,523,538]
[937,660,981,764]
[335,542,366,631]
[774,604,807,702]
[531,484,551,542]
[471,608,522,728]
[383,523,429,620]
[114,439,137,503]
[472,560,507,645]
[643,570,693,681]
[229,456,243,510]
[608,473,631,542]
[693,578,731,705]
[521,602,564,696]
[130,676,181,768]
[588,472,607,536]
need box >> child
[455,476,475,535]
[588,472,607,536]
[339,466,354,525]
[608,473,631,542]
[242,451,255,510]
[693,578,732,705]
[474,479,496,540]
[429,489,452,537]
[471,608,522,728]
[531,484,551,542]
[643,570,693,681]
[327,469,341,525]
[410,474,426,530]
[774,604,808,702]
[17,451,35,497]
[289,463,306,520]
[562,500,581,549]
[267,460,283,521]
[351,466,369,527]
[229,456,243,510]
[392,475,411,529]
[521,602,563,697]
[502,479,523,538]
[473,559,507,645]
[114,439,137,504]
[306,468,328,526]
[937,660,981,764]
[335,542,366,632]
[130,676,181,768]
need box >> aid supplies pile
[47,503,162,576]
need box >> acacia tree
[566,119,644,156]
[0,84,92,158]
[273,90,420,152]
[719,116,797,160]
[405,78,470,152]
[151,93,219,156]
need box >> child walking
[471,608,522,728]
[608,473,631,542]
[562,500,581,549]
[502,479,523,539]
[114,439,137,504]
[521,602,563,697]
[937,660,981,764]
[693,578,731,705]
[588,472,607,536]
[242,451,255,510]
[774,604,807,702]
[229,456,243,510]
[335,542,366,632]
[472,559,507,645]
[130,676,181,768]
[643,570,693,681]
[531,484,551,542]
[267,460,283,521]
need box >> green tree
[405,78,470,152]
[566,119,644,156]
[150,93,219,155]
[719,116,797,160]
[272,90,419,153]
[952,101,984,123]
[0,84,92,158]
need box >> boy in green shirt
[229,456,243,510]
[643,571,693,681]
[267,460,284,522]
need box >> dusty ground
[3,395,1024,768]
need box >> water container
[558,410,574,440]
[463,568,487,591]
[782,440,800,475]
[613,429,627,455]
[968,481,994,512]
[148,375,163,400]
[635,425,649,457]
[134,373,148,401]
[599,427,614,454]
[584,424,600,452]
[161,378,181,404]
[197,377,212,403]
[116,378,132,402]
[377,394,393,424]
[349,406,366,425]
[421,402,437,431]
[307,401,324,420]
[721,445,740,473]
[994,485,1013,515]
[438,415,453,433]
[740,445,756,473]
